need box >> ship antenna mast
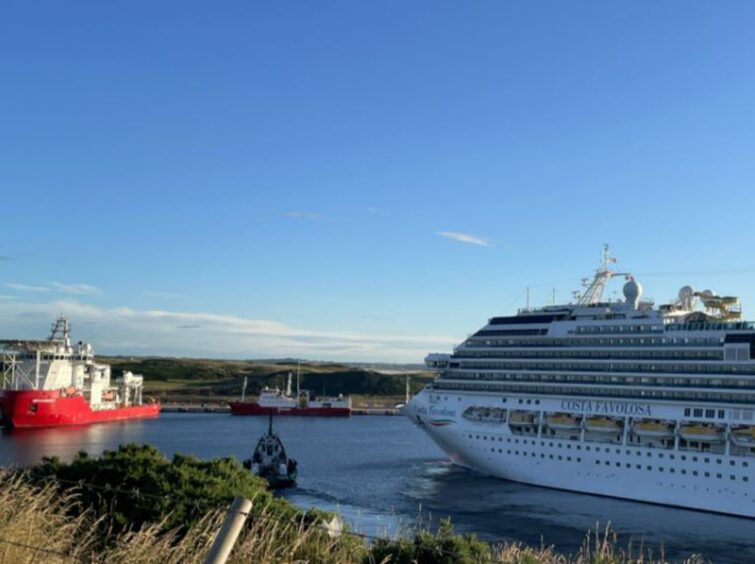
[577,244,626,305]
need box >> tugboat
[243,411,297,489]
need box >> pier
[159,405,401,416]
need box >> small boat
[730,426,755,447]
[679,422,724,443]
[584,416,622,433]
[546,413,581,430]
[243,412,297,489]
[632,419,675,438]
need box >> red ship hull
[0,390,160,429]
[228,401,351,417]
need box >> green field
[102,357,433,405]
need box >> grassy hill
[102,357,433,405]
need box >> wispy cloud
[0,299,458,362]
[285,211,323,220]
[0,295,18,301]
[49,282,101,295]
[436,231,492,247]
[6,283,50,292]
[0,255,14,262]
[363,206,388,215]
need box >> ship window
[636,464,641,469]
[705,409,715,418]
[693,408,703,417]
[670,468,675,473]
[705,472,710,477]
[731,475,736,480]
[717,473,722,479]
[745,477,749,482]
[718,410,725,418]
[730,461,736,466]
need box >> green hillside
[103,357,433,404]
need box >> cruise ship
[405,247,755,517]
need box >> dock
[160,405,400,416]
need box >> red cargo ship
[0,317,159,429]
[229,373,351,417]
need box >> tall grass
[0,469,707,563]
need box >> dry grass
[0,469,708,563]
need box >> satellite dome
[678,286,695,302]
[623,279,643,308]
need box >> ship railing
[665,321,755,332]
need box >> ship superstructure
[0,316,159,428]
[406,247,755,517]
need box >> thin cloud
[285,211,323,220]
[0,295,18,301]
[436,231,492,247]
[5,283,50,292]
[49,282,101,295]
[0,299,459,362]
[0,255,14,261]
[363,206,388,215]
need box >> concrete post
[204,497,252,564]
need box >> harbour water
[1,413,753,562]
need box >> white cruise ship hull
[406,390,755,518]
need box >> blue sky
[2,2,755,361]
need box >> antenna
[526,287,530,309]
[296,361,301,397]
[241,376,248,402]
[552,287,556,305]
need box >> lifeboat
[584,416,622,433]
[508,411,537,427]
[101,390,115,402]
[546,413,581,430]
[679,423,724,443]
[730,426,755,447]
[632,419,675,438]
[462,406,507,423]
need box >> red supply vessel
[229,370,351,417]
[0,316,159,429]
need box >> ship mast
[576,244,630,305]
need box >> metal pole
[204,497,252,564]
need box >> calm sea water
[1,413,753,562]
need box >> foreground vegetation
[0,445,707,563]
[103,357,432,405]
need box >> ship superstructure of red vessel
[0,316,159,428]
[229,370,351,416]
